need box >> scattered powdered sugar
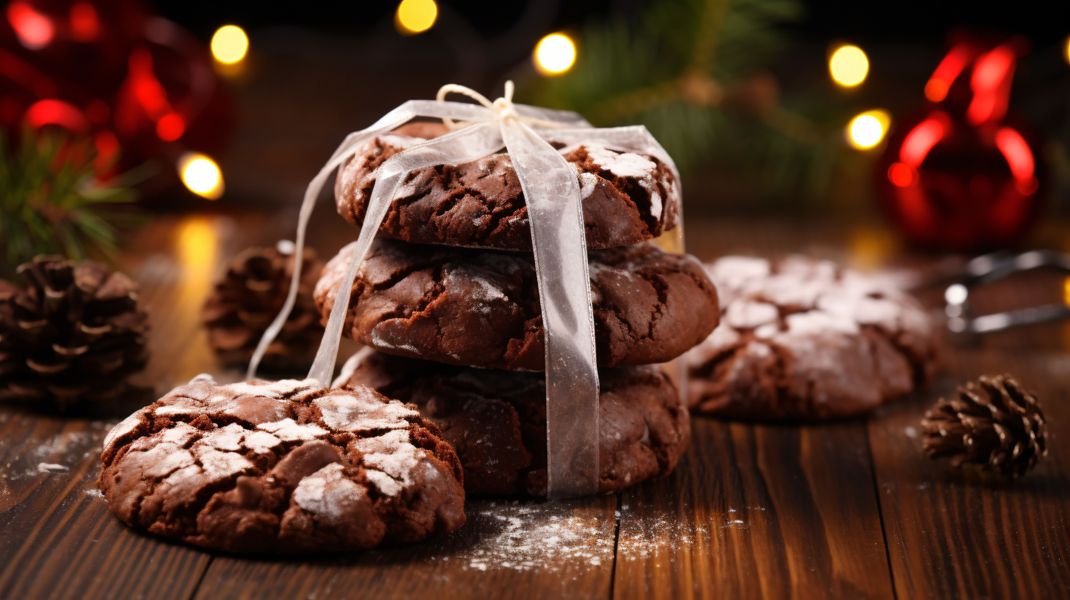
[432,501,614,573]
[3,427,106,480]
[426,501,737,574]
[84,487,104,499]
[616,506,711,559]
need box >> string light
[846,109,890,150]
[210,25,249,65]
[178,153,224,200]
[1064,35,1070,65]
[534,33,577,76]
[828,44,869,88]
[395,0,438,35]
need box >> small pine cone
[0,256,149,412]
[202,242,324,373]
[922,374,1047,479]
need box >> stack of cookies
[314,123,721,497]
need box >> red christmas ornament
[877,37,1044,252]
[0,0,233,181]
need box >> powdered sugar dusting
[355,429,427,497]
[370,328,422,355]
[257,418,328,441]
[583,145,657,179]
[103,412,144,450]
[292,463,367,523]
[314,389,416,432]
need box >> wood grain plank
[0,213,261,599]
[194,497,617,600]
[0,409,214,600]
[869,322,1070,598]
[613,418,894,599]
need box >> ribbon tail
[307,121,506,385]
[501,119,600,498]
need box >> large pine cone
[0,257,149,412]
[922,374,1047,479]
[202,243,324,373]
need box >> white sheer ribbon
[248,82,676,498]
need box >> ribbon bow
[250,82,677,498]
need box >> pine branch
[0,130,139,276]
[522,0,843,199]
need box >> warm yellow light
[846,109,890,150]
[829,44,869,88]
[210,25,248,65]
[1063,277,1070,306]
[395,0,437,35]
[534,32,577,76]
[1065,36,1070,65]
[178,153,224,200]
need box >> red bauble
[877,38,1044,252]
[0,0,233,180]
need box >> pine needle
[0,130,140,276]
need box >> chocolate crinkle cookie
[335,350,690,497]
[314,239,720,371]
[98,375,465,554]
[687,256,939,420]
[334,122,680,250]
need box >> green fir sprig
[524,0,844,201]
[0,130,140,276]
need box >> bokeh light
[178,153,224,200]
[1065,35,1070,65]
[395,0,438,35]
[846,109,890,150]
[210,25,249,65]
[7,1,54,49]
[534,32,577,76]
[829,44,869,88]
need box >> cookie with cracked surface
[98,375,465,554]
[686,256,940,420]
[314,239,720,371]
[335,349,689,497]
[334,122,680,250]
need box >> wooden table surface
[2,212,1068,599]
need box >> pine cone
[0,256,149,412]
[922,374,1047,479]
[202,243,324,373]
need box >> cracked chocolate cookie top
[98,375,465,554]
[334,122,680,250]
[314,239,720,371]
[687,256,939,420]
[336,350,690,497]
